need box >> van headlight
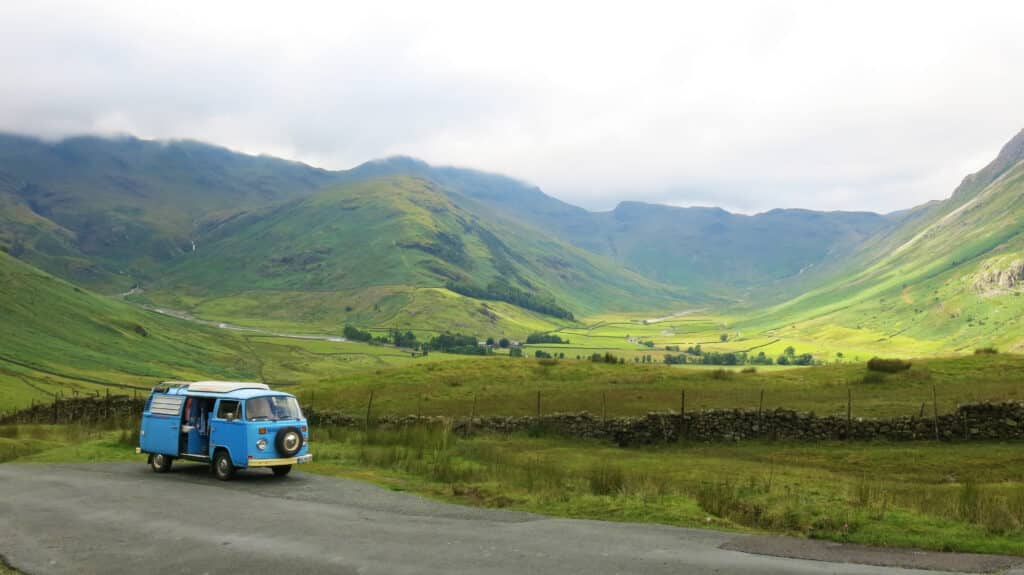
[256,438,267,451]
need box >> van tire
[150,453,173,473]
[271,465,292,477]
[275,427,304,457]
[213,450,235,481]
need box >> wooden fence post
[679,388,686,442]
[536,390,541,419]
[601,391,608,423]
[846,387,852,439]
[365,390,375,430]
[469,393,478,434]
[758,389,765,418]
[932,385,940,441]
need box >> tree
[486,337,496,347]
[499,338,510,349]
[509,347,523,357]
[343,325,373,342]
[526,333,566,344]
[784,345,796,357]
[720,333,728,342]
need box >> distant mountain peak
[951,128,1024,202]
[359,155,431,170]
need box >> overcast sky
[2,1,1022,214]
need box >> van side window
[216,400,240,420]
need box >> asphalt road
[1,463,1021,575]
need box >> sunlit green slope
[741,129,1024,354]
[0,251,464,410]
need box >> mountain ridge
[2,128,1022,346]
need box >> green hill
[0,250,473,410]
[338,157,893,301]
[739,129,1024,355]
[145,176,688,336]
[0,134,340,292]
[0,249,261,407]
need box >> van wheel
[271,465,292,477]
[150,453,173,473]
[213,450,235,481]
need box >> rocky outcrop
[973,258,1024,295]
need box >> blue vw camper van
[137,381,312,480]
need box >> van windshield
[245,396,303,422]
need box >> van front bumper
[247,454,313,467]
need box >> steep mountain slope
[340,157,892,300]
[0,134,341,291]
[0,249,263,407]
[740,129,1024,354]
[148,176,688,335]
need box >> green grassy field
[297,354,1024,419]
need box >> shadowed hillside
[0,134,341,291]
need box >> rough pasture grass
[301,353,1024,419]
[306,426,1024,556]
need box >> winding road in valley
[2,463,1021,575]
[146,306,350,343]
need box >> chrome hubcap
[283,433,299,451]
[218,458,228,473]
[153,455,164,467]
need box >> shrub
[695,480,739,517]
[741,367,757,374]
[709,368,733,380]
[974,347,999,355]
[861,371,887,384]
[526,333,567,345]
[866,357,911,373]
[587,463,626,495]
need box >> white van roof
[163,381,270,393]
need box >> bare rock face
[973,258,1024,295]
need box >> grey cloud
[1,0,1022,214]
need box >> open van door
[140,393,184,456]
[210,398,247,467]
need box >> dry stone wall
[3,396,1021,445]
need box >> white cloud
[0,0,1021,213]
